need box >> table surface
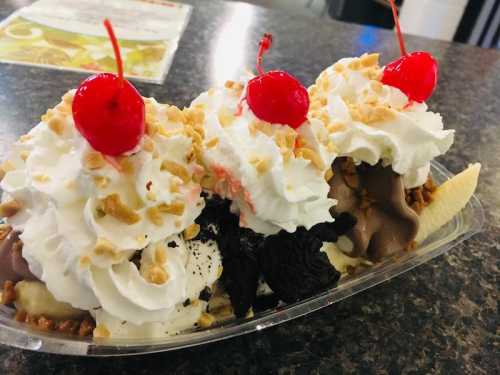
[0,0,498,374]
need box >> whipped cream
[191,76,336,235]
[308,54,454,188]
[0,92,220,332]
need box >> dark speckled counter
[0,0,498,374]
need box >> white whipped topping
[309,54,454,188]
[0,92,220,331]
[191,76,336,235]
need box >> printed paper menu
[0,0,192,83]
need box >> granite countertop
[0,0,498,373]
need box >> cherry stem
[388,0,407,56]
[256,33,273,76]
[103,19,124,88]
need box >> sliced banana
[321,242,369,274]
[15,281,86,320]
[416,163,481,243]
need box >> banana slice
[416,163,481,243]
[15,281,86,320]
[321,242,371,274]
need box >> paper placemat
[0,0,192,83]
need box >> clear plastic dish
[0,161,484,356]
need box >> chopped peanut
[33,174,50,183]
[19,150,30,161]
[218,106,235,128]
[92,176,110,189]
[198,312,216,328]
[206,137,219,149]
[183,223,200,240]
[161,160,190,183]
[360,53,379,67]
[296,148,324,170]
[154,243,167,264]
[47,115,65,136]
[146,206,164,226]
[83,151,106,170]
[166,105,185,123]
[94,238,118,257]
[98,194,140,224]
[144,264,169,285]
[157,201,185,216]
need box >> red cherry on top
[382,52,438,103]
[72,19,145,156]
[246,33,309,129]
[381,0,438,103]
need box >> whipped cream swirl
[191,76,336,235]
[308,54,454,188]
[0,91,220,331]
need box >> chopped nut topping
[94,238,118,257]
[200,175,216,190]
[349,103,394,125]
[98,194,140,224]
[0,200,22,217]
[118,157,134,175]
[33,174,50,183]
[62,91,74,104]
[92,176,110,189]
[79,256,91,267]
[249,120,273,137]
[154,243,167,264]
[144,264,169,285]
[19,134,32,143]
[295,148,324,170]
[83,151,106,170]
[250,157,270,175]
[146,206,164,226]
[184,108,205,126]
[170,181,181,193]
[142,137,155,152]
[166,105,185,123]
[146,119,159,136]
[348,59,361,70]
[198,312,216,328]
[333,63,345,73]
[206,137,219,149]
[161,160,190,183]
[186,127,203,146]
[157,201,185,216]
[54,102,71,115]
[360,53,380,67]
[183,223,200,240]
[19,150,30,161]
[218,106,235,127]
[47,116,65,136]
[0,161,15,180]
[370,81,383,94]
[93,324,110,338]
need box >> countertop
[0,0,498,374]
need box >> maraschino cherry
[72,19,145,156]
[246,33,309,129]
[381,0,438,103]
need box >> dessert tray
[0,161,483,356]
